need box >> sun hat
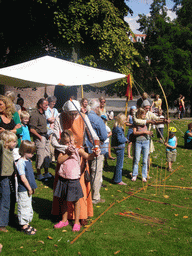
[169,127,177,133]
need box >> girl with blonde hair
[111,113,128,185]
[132,108,153,182]
[0,95,22,147]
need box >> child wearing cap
[164,127,177,172]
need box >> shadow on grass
[33,197,53,221]
[151,163,166,169]
[103,167,133,183]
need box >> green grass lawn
[1,118,192,255]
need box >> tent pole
[124,97,128,130]
[81,84,84,98]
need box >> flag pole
[81,84,84,98]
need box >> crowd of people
[0,91,191,242]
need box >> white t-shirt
[104,125,111,143]
[156,115,164,128]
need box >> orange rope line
[162,165,183,181]
[70,202,115,245]
[70,165,183,244]
[149,184,192,190]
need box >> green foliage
[135,0,192,106]
[53,0,139,95]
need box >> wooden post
[81,84,84,99]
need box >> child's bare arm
[133,127,153,136]
[79,148,100,160]
[57,152,70,164]
[20,174,33,196]
[174,137,178,149]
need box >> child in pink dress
[54,130,99,232]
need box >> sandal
[21,225,36,235]
[27,225,37,232]
[0,227,8,233]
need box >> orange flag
[125,74,133,100]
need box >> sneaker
[142,177,147,182]
[118,181,127,185]
[72,223,81,232]
[37,174,44,181]
[44,173,52,179]
[54,220,69,229]
[92,198,105,204]
[131,176,137,182]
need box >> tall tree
[0,0,139,96]
[135,0,192,110]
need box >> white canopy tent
[0,56,126,88]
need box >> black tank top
[0,117,16,130]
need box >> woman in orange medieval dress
[51,100,99,225]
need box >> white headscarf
[62,100,80,112]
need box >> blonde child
[17,140,37,235]
[132,108,153,182]
[111,113,128,185]
[54,130,99,232]
[164,127,177,172]
[20,111,31,141]
[0,131,17,232]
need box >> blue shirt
[21,124,31,141]
[166,136,177,151]
[87,110,108,154]
[111,126,127,148]
[17,158,37,192]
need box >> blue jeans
[0,177,11,227]
[113,148,125,183]
[133,140,149,178]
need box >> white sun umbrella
[0,56,126,88]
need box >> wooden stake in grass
[139,162,142,177]
[163,163,167,195]
[160,161,162,193]
[156,167,158,196]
